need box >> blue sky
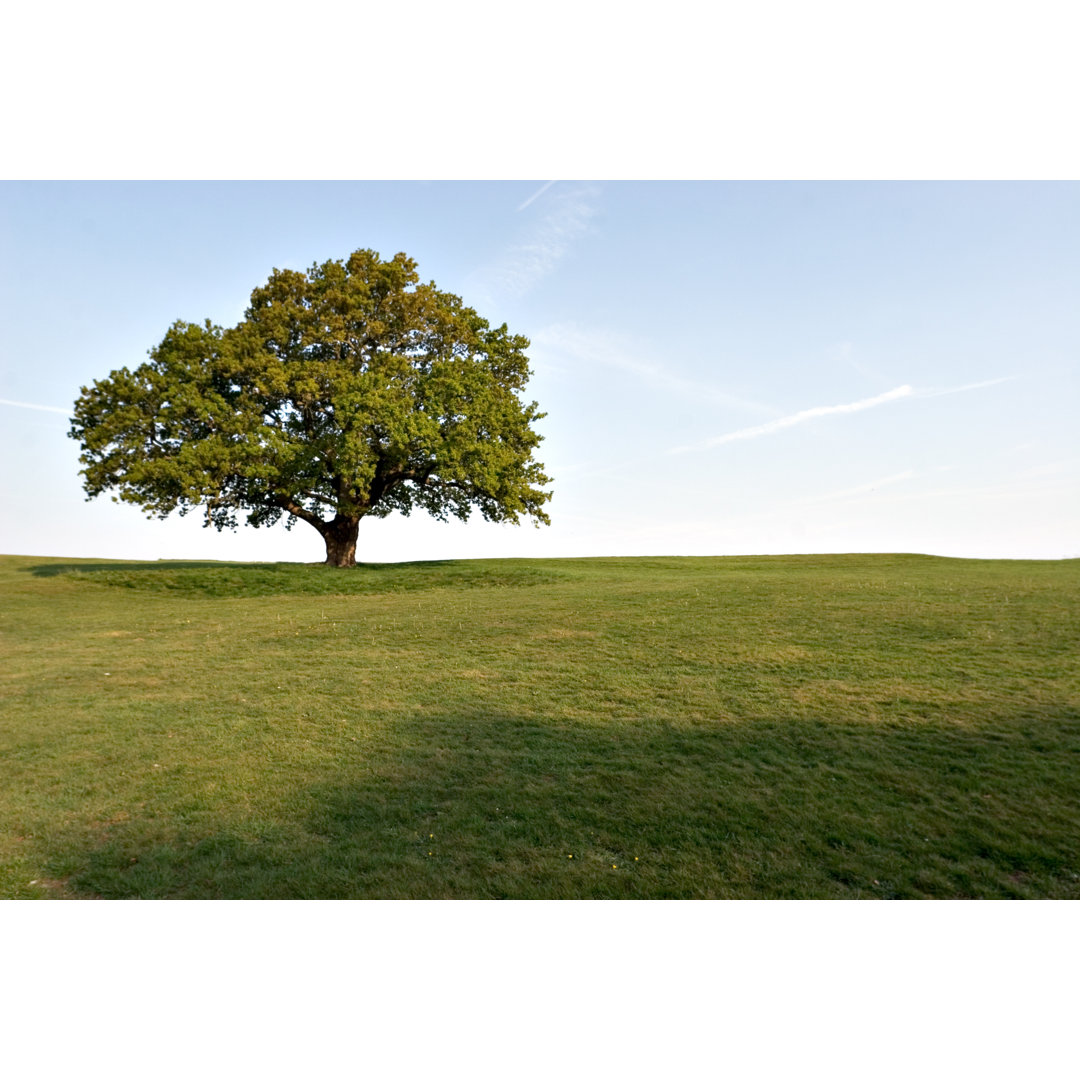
[1,181,1076,562]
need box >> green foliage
[70,250,551,560]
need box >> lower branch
[272,494,328,533]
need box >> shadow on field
[25,560,456,577]
[58,709,1080,900]
[23,559,554,597]
[29,561,233,576]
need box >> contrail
[516,180,558,212]
[917,376,1015,398]
[0,397,70,416]
[670,385,914,454]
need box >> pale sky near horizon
[1,181,1077,562]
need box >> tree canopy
[70,249,552,566]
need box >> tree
[70,249,552,567]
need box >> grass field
[1,551,1078,899]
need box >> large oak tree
[70,249,552,566]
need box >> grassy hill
[2,552,1078,899]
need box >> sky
[1,180,1077,563]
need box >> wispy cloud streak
[795,470,917,504]
[475,183,600,298]
[669,385,914,454]
[0,397,70,415]
[532,323,774,416]
[516,180,558,212]
[919,376,1016,398]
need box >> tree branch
[271,494,327,532]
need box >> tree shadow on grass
[23,559,554,597]
[52,708,1080,899]
[27,561,234,577]
[24,560,457,577]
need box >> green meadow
[2,552,1078,899]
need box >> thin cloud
[669,385,914,454]
[917,376,1016,398]
[474,183,600,298]
[829,340,892,384]
[0,397,70,416]
[832,477,1078,509]
[795,470,917,505]
[532,323,774,417]
[516,180,558,212]
[1010,457,1079,480]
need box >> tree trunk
[322,515,360,567]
